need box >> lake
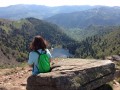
[51,48,73,58]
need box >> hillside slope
[0,18,120,66]
[63,25,115,41]
[0,18,74,67]
[71,26,120,58]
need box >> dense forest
[63,25,114,41]
[45,6,120,59]
[0,18,74,67]
[66,26,120,59]
[0,17,120,67]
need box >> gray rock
[112,55,120,61]
[27,59,115,90]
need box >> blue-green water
[51,48,72,58]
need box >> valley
[0,7,120,66]
[0,4,120,90]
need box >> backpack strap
[35,50,41,55]
[35,50,46,55]
[34,50,41,72]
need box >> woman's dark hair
[30,35,48,51]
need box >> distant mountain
[46,6,120,28]
[0,18,74,67]
[0,4,98,20]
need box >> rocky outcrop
[27,59,115,90]
[106,54,120,61]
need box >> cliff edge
[27,59,115,90]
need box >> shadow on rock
[94,84,113,90]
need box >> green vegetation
[0,17,120,67]
[63,25,114,41]
[66,26,120,59]
[0,18,74,67]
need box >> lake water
[51,48,72,58]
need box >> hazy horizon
[0,4,118,8]
[0,0,120,7]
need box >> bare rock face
[27,59,115,90]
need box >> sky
[0,0,120,7]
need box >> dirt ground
[0,66,120,90]
[0,67,31,90]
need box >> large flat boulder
[27,59,115,90]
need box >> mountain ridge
[0,4,101,20]
[46,6,120,28]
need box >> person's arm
[28,52,34,68]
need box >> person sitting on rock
[28,35,52,75]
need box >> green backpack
[35,50,50,73]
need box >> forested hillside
[0,18,74,67]
[63,25,114,41]
[0,17,120,67]
[66,26,120,59]
[46,7,120,28]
